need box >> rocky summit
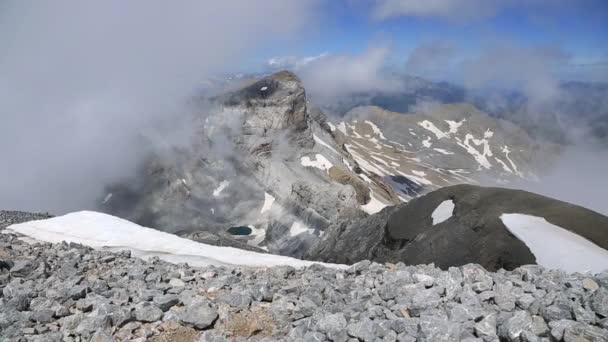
[1,219,608,342]
[99,71,556,261]
[309,184,608,272]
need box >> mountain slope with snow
[309,184,608,273]
[100,71,554,260]
[4,211,345,269]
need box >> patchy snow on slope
[445,119,465,133]
[260,192,275,214]
[422,137,432,148]
[365,120,387,140]
[431,200,455,225]
[457,134,493,169]
[360,193,388,215]
[301,154,333,171]
[418,120,449,139]
[212,180,230,197]
[260,86,268,91]
[502,145,523,177]
[289,221,315,237]
[247,225,266,246]
[412,170,427,177]
[326,122,336,132]
[495,157,513,173]
[4,211,345,269]
[313,134,338,154]
[337,122,347,134]
[500,213,608,273]
[434,148,454,155]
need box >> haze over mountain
[1,2,608,340]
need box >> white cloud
[371,0,571,21]
[267,53,329,70]
[372,0,507,20]
[0,0,317,213]
[297,46,403,100]
[405,40,458,77]
[462,44,570,104]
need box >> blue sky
[254,0,608,82]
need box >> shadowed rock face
[308,184,608,271]
[101,71,372,257]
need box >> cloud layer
[296,46,404,100]
[0,0,316,213]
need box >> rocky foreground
[0,220,607,341]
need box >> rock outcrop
[308,184,608,271]
[101,72,554,260]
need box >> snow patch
[365,120,387,140]
[301,154,333,171]
[445,119,465,133]
[457,134,493,169]
[502,145,523,177]
[434,148,454,155]
[422,137,432,148]
[260,192,275,214]
[313,134,338,154]
[326,122,336,132]
[4,211,346,269]
[289,221,314,237]
[360,194,388,215]
[431,200,455,225]
[212,180,230,197]
[500,213,608,273]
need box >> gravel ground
[0,212,607,341]
[0,211,53,230]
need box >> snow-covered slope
[501,213,608,274]
[3,211,345,269]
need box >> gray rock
[317,312,347,335]
[154,294,180,312]
[303,331,327,342]
[540,305,572,322]
[419,316,461,342]
[498,310,532,341]
[180,301,218,329]
[530,315,549,336]
[10,259,36,277]
[31,309,54,324]
[217,292,251,309]
[582,278,600,291]
[572,304,596,325]
[591,287,608,318]
[548,320,579,341]
[346,318,378,342]
[474,313,497,338]
[134,302,163,322]
[564,322,608,342]
[90,330,116,342]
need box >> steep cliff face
[101,71,552,259]
[101,72,376,257]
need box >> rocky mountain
[308,184,608,272]
[101,71,554,259]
